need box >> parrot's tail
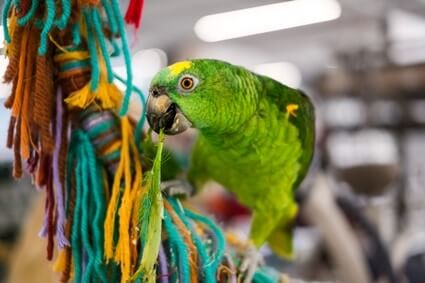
[267,226,294,260]
[266,203,298,260]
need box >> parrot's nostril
[152,89,160,97]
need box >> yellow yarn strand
[4,12,17,56]
[113,117,133,282]
[100,140,121,156]
[104,129,126,260]
[103,117,144,282]
[130,186,143,271]
[64,78,122,110]
[64,49,122,110]
[48,34,73,54]
[54,51,90,62]
[53,249,68,273]
[128,128,144,273]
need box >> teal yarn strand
[60,60,90,72]
[110,0,133,116]
[185,209,226,272]
[166,241,178,283]
[72,23,81,46]
[83,8,100,91]
[71,130,109,283]
[132,86,146,146]
[79,143,96,283]
[91,9,114,82]
[17,0,39,26]
[113,73,146,108]
[253,271,277,283]
[113,73,146,145]
[54,0,71,29]
[65,139,76,215]
[168,199,216,283]
[101,0,118,34]
[81,132,108,283]
[110,262,121,283]
[163,210,190,283]
[86,119,117,139]
[38,0,56,55]
[2,0,12,42]
[109,36,121,57]
[70,138,83,283]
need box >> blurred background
[2,0,425,282]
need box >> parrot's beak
[146,87,192,135]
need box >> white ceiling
[132,0,425,81]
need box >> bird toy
[1,1,296,282]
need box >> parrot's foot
[239,244,265,283]
[160,179,194,198]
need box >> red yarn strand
[124,0,144,29]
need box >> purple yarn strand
[158,244,170,283]
[53,90,70,248]
[38,207,49,237]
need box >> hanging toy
[1,1,293,282]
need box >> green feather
[133,131,165,282]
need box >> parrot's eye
[178,75,198,92]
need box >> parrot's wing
[262,77,315,189]
[187,136,211,191]
[250,77,315,257]
[292,90,315,188]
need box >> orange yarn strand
[11,27,29,118]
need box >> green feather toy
[134,131,165,282]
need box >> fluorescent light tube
[194,0,342,42]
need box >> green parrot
[146,59,315,270]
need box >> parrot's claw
[239,245,265,283]
[160,179,194,198]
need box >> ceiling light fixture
[194,0,342,42]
